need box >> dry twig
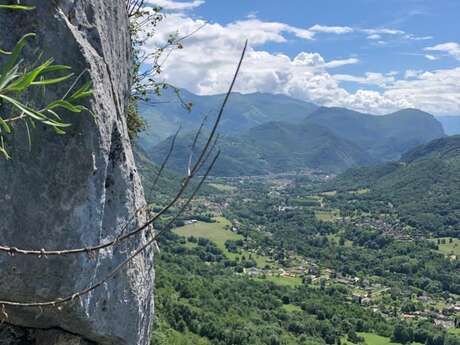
[0,40,248,308]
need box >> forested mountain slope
[305,107,445,161]
[141,90,445,177]
[148,121,375,176]
[138,89,317,149]
[331,135,460,235]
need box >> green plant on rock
[0,5,92,159]
[125,3,196,140]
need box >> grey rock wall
[0,324,96,345]
[0,1,153,344]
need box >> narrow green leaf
[0,136,10,160]
[6,58,54,92]
[0,117,11,133]
[0,147,10,159]
[41,120,71,128]
[52,126,66,135]
[45,109,62,120]
[0,33,36,83]
[68,81,93,101]
[31,73,74,86]
[24,119,31,151]
[42,65,72,73]
[0,63,20,90]
[0,5,35,10]
[46,99,85,113]
[0,95,71,128]
[0,94,45,121]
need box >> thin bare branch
[152,126,181,188]
[0,41,248,259]
[188,113,209,175]
[0,151,220,308]
[191,40,248,176]
[127,0,145,17]
[195,133,219,174]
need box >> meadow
[173,217,269,267]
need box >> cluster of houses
[243,257,319,278]
[402,310,460,328]
[339,213,412,240]
[205,177,460,331]
[242,256,460,331]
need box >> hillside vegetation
[149,122,375,176]
[144,95,445,176]
[138,89,318,149]
[305,107,445,161]
[330,135,460,235]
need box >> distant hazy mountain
[331,135,460,235]
[435,116,460,135]
[305,107,445,161]
[138,89,318,149]
[240,122,375,173]
[139,89,446,176]
[148,121,375,177]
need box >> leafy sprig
[0,33,93,158]
[0,4,35,10]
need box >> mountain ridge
[139,89,446,176]
[305,106,445,161]
[138,89,318,149]
[148,121,376,177]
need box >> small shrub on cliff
[0,5,92,159]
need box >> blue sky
[196,0,458,66]
[144,0,460,115]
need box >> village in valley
[170,172,460,336]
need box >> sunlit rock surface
[0,1,154,344]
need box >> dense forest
[136,148,460,344]
[330,136,460,236]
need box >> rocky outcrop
[0,1,154,345]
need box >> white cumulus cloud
[144,0,205,10]
[425,54,438,61]
[404,70,423,79]
[309,24,354,34]
[334,72,396,88]
[425,42,460,61]
[367,34,381,40]
[140,11,460,115]
[363,28,405,35]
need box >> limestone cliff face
[0,1,154,344]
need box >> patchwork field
[174,217,241,252]
[321,191,337,197]
[207,183,237,192]
[435,237,460,257]
[261,275,302,287]
[349,188,370,195]
[315,209,341,222]
[327,233,353,247]
[174,217,269,266]
[342,333,423,345]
